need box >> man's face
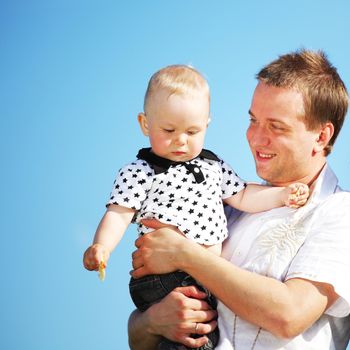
[246,82,323,186]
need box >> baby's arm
[83,204,135,271]
[224,182,309,213]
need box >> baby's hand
[83,243,110,273]
[284,183,309,208]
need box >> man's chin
[255,168,277,184]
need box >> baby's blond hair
[144,64,210,113]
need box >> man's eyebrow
[248,110,290,126]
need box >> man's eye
[249,117,257,124]
[271,124,285,131]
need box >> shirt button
[194,167,200,173]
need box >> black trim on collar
[136,147,220,183]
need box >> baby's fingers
[286,183,309,208]
[83,251,100,271]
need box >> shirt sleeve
[106,160,154,211]
[286,192,350,317]
[219,159,247,199]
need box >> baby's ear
[207,116,212,127]
[138,113,149,136]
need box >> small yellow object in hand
[98,259,106,281]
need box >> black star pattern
[108,153,246,245]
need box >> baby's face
[140,89,210,162]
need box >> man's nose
[248,126,270,147]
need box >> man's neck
[269,160,327,188]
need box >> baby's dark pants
[129,271,219,350]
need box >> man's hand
[146,286,217,348]
[131,219,191,278]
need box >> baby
[83,65,309,350]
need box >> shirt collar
[136,147,220,175]
[308,163,339,204]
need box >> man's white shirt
[217,165,350,350]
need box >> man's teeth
[259,152,275,158]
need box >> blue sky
[2,1,350,349]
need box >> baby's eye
[163,128,175,133]
[188,130,199,135]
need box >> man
[128,49,350,350]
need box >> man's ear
[138,113,149,136]
[313,122,334,154]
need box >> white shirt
[107,148,246,245]
[217,165,350,350]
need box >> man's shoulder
[320,189,350,208]
[313,190,350,226]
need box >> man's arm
[128,309,160,350]
[132,224,339,338]
[128,286,218,349]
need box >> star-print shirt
[107,148,247,245]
